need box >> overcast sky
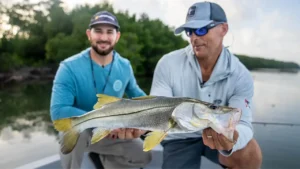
[2,0,300,64]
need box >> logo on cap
[93,15,115,22]
[99,15,115,21]
[187,6,196,17]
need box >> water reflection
[0,128,59,169]
[0,111,57,142]
[251,71,300,169]
[0,82,60,168]
[252,71,300,124]
[0,82,54,129]
[0,111,59,169]
[254,125,300,169]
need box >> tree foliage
[235,54,299,70]
[0,0,298,74]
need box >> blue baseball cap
[174,1,227,35]
[89,11,120,29]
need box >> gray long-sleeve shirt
[150,45,254,156]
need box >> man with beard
[50,11,151,169]
[150,1,262,169]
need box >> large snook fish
[53,94,241,154]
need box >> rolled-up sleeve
[150,57,173,97]
[50,62,86,121]
[220,70,254,156]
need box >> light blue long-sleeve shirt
[150,45,254,156]
[50,48,146,121]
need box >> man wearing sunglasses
[150,1,262,169]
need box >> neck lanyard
[89,53,114,94]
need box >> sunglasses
[184,22,224,37]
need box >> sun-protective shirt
[150,44,254,156]
[50,48,145,121]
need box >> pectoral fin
[60,129,80,154]
[143,118,176,152]
[191,119,202,127]
[143,131,167,152]
[190,113,211,128]
[190,118,209,128]
[91,128,111,144]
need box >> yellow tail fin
[93,94,121,109]
[53,118,72,132]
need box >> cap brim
[89,21,120,29]
[174,20,213,35]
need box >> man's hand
[203,128,239,151]
[107,128,147,140]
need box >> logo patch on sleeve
[245,99,250,108]
[113,80,123,92]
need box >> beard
[91,41,115,56]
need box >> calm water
[0,71,299,169]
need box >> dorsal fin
[93,94,121,109]
[131,95,156,100]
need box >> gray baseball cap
[174,1,227,35]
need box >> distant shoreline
[0,66,298,88]
[251,68,299,73]
[0,67,56,87]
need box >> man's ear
[86,29,91,40]
[221,23,228,37]
[116,31,121,43]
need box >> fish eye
[209,104,218,110]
